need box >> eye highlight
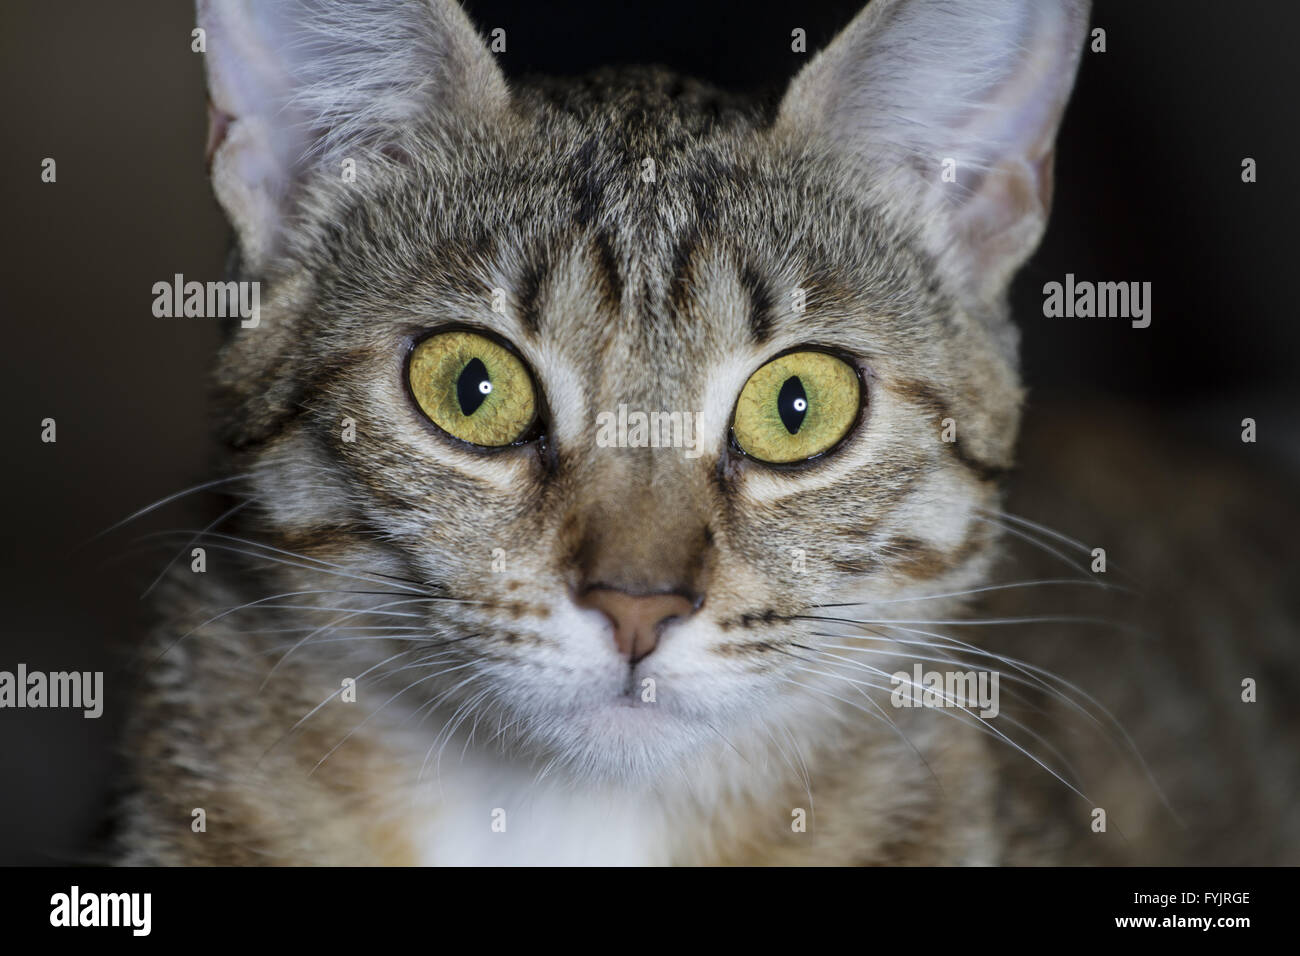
[408,330,537,447]
[732,350,861,464]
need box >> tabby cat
[116,0,1298,865]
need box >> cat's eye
[731,350,861,464]
[407,330,537,447]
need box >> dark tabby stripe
[516,247,550,333]
[741,260,775,343]
[886,376,1007,481]
[590,230,624,313]
[667,223,702,318]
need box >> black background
[1,0,1296,864]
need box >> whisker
[981,507,1105,559]
[972,514,1093,579]
[139,499,256,599]
[257,645,429,764]
[775,658,945,793]
[130,530,439,596]
[796,611,1146,636]
[420,671,489,783]
[258,596,447,689]
[816,623,1116,735]
[702,720,750,766]
[814,638,1067,708]
[310,663,474,776]
[149,591,442,670]
[84,472,257,547]
[814,577,1132,609]
[787,661,1094,805]
[458,688,497,763]
[768,712,815,815]
[805,648,1086,787]
[814,621,1174,814]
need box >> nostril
[576,588,697,662]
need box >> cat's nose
[577,588,696,662]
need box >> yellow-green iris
[732,351,860,463]
[408,331,536,446]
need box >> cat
[114,0,1298,865]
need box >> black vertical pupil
[456,357,491,415]
[777,376,807,434]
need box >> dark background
[1,0,1296,864]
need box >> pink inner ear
[206,102,233,167]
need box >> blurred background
[1,0,1295,863]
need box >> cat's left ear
[198,0,508,274]
[777,0,1091,305]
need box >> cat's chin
[529,697,720,784]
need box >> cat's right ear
[197,0,507,274]
[776,0,1090,308]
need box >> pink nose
[578,589,696,662]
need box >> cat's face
[202,0,1087,781]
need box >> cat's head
[199,0,1089,781]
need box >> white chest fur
[406,755,675,866]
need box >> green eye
[732,351,860,463]
[408,331,537,446]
